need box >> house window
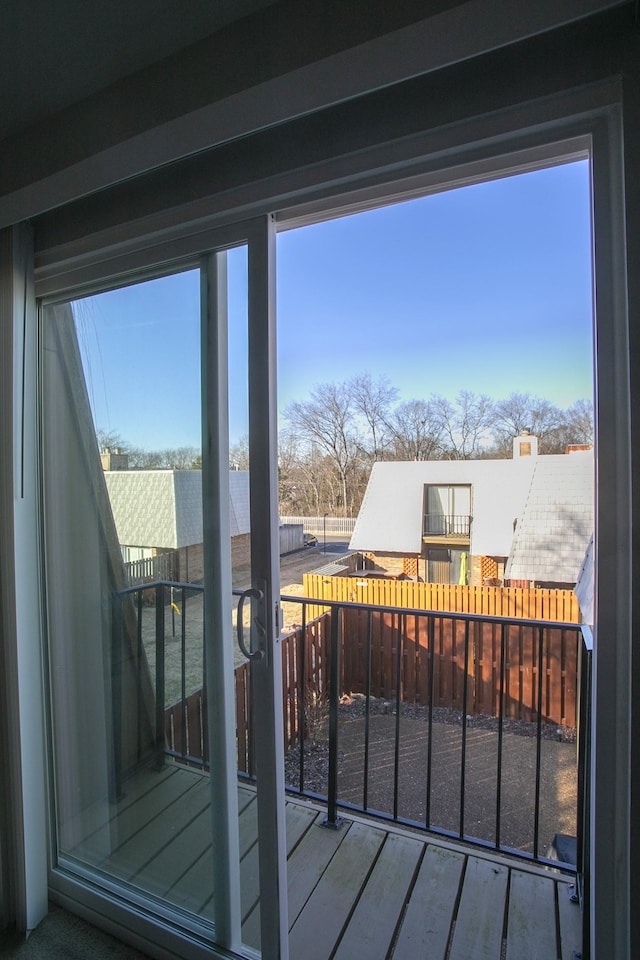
[424,486,471,538]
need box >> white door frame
[36,216,288,960]
[201,216,288,959]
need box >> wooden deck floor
[69,762,582,960]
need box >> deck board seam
[118,792,211,880]
[443,853,468,960]
[328,831,389,960]
[385,840,427,960]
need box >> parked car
[304,533,318,547]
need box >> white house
[350,440,594,588]
[104,469,251,581]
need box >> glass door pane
[41,239,284,957]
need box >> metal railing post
[110,593,123,802]
[576,627,593,959]
[363,609,373,811]
[459,618,470,839]
[533,625,544,858]
[323,605,343,828]
[495,622,506,849]
[393,612,403,820]
[181,586,187,762]
[136,589,143,763]
[299,606,307,793]
[155,583,166,768]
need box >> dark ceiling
[0,0,278,142]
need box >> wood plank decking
[69,762,582,960]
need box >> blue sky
[75,159,593,450]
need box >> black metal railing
[423,513,471,537]
[576,625,593,958]
[111,581,590,875]
[281,594,587,869]
[111,580,206,798]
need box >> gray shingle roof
[104,470,250,548]
[505,451,593,584]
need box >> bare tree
[158,446,199,469]
[229,435,250,471]
[491,392,562,454]
[564,399,594,444]
[386,399,444,460]
[350,373,398,462]
[95,427,130,453]
[284,381,359,514]
[538,399,594,453]
[127,447,163,469]
[434,391,495,459]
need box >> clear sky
[74,159,593,450]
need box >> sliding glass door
[41,219,287,958]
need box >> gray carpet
[0,904,151,959]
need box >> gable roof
[104,470,250,548]
[505,451,594,584]
[350,452,594,585]
[349,458,538,557]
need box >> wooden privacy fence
[125,552,177,586]
[165,604,579,774]
[165,689,208,766]
[303,574,580,623]
[340,608,579,727]
[164,616,332,773]
[232,615,332,771]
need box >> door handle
[237,587,265,661]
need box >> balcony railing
[423,513,471,537]
[111,580,591,912]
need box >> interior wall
[0,3,628,232]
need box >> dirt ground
[148,538,347,694]
[285,696,578,859]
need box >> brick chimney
[101,447,129,471]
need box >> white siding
[104,471,178,548]
[104,469,251,549]
[350,459,537,557]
